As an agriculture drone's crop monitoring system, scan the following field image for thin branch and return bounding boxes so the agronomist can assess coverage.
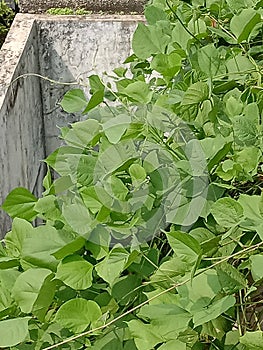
[9,73,85,88]
[166,0,203,45]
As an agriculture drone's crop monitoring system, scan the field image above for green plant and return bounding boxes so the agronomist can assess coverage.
[46,7,92,16]
[1,0,263,349]
[0,0,16,46]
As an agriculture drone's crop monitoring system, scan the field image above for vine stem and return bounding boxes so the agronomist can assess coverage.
[42,241,263,350]
[9,73,86,87]
[9,73,131,112]
[42,283,179,350]
[165,0,203,45]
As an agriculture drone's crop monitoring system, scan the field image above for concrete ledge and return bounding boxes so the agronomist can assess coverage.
[0,13,143,236]
[19,0,146,14]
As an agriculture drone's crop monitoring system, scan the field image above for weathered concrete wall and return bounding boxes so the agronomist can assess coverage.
[0,14,143,236]
[37,15,141,153]
[19,0,146,14]
[0,15,45,237]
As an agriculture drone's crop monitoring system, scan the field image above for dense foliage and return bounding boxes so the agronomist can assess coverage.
[1,0,263,348]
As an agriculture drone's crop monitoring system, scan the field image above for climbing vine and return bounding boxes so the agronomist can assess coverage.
[1,0,263,349]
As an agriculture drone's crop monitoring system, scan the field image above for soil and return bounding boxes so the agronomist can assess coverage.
[19,0,147,14]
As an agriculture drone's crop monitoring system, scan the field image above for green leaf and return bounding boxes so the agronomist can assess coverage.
[33,273,57,322]
[22,225,71,270]
[55,298,102,333]
[94,141,137,180]
[62,202,92,236]
[232,117,258,146]
[211,198,243,227]
[113,67,127,77]
[47,146,78,173]
[197,44,226,77]
[209,27,236,45]
[122,81,153,104]
[167,231,202,265]
[103,114,131,144]
[83,90,104,114]
[4,218,34,258]
[182,82,209,106]
[53,236,86,260]
[224,330,241,349]
[50,176,74,194]
[193,295,236,327]
[2,187,37,221]
[12,268,53,314]
[63,119,101,148]
[0,269,20,312]
[172,22,192,50]
[230,8,261,43]
[109,175,129,201]
[132,23,169,59]
[234,147,261,173]
[112,275,141,306]
[34,195,58,218]
[188,18,207,35]
[60,89,88,113]
[81,186,112,214]
[217,262,247,293]
[226,0,257,12]
[240,331,263,349]
[158,340,186,350]
[85,225,110,260]
[0,317,30,347]
[225,96,243,118]
[250,255,263,282]
[96,246,129,286]
[226,53,254,81]
[150,257,189,287]
[89,74,105,93]
[178,269,221,308]
[0,257,19,270]
[144,5,167,24]
[238,194,263,223]
[128,320,162,350]
[138,303,192,335]
[151,52,182,80]
[190,227,220,254]
[132,23,157,59]
[202,316,230,341]
[56,254,93,290]
[129,164,147,184]
[43,166,52,193]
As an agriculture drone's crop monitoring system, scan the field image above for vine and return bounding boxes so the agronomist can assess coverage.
[1,0,263,349]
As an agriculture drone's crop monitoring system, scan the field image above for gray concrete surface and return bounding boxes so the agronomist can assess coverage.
[0,15,45,237]
[0,13,143,236]
[19,0,146,14]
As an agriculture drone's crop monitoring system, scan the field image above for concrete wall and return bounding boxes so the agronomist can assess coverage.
[37,15,140,153]
[0,14,143,236]
[0,15,45,237]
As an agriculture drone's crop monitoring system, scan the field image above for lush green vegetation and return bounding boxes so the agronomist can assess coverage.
[1,0,263,348]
